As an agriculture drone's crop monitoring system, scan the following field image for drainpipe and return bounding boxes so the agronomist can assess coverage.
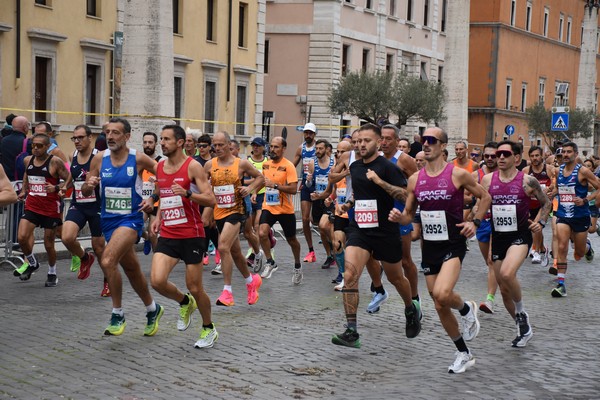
[227,0,232,103]
[16,0,21,86]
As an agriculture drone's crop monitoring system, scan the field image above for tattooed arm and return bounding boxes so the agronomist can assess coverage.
[365,168,408,202]
[524,175,551,233]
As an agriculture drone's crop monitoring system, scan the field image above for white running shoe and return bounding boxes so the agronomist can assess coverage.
[260,262,278,279]
[531,251,541,264]
[448,351,475,374]
[460,301,480,341]
[334,279,344,291]
[292,267,303,285]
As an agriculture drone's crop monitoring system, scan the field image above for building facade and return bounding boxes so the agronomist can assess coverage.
[264,0,447,158]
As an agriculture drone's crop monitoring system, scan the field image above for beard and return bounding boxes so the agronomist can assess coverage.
[144,147,155,156]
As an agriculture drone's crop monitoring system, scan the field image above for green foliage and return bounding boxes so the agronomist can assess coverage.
[328,71,446,127]
[526,102,596,148]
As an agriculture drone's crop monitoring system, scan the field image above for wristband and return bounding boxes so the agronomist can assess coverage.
[185,190,192,199]
[55,185,60,192]
[150,193,159,202]
[538,220,546,228]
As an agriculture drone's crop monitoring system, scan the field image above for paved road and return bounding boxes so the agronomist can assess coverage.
[1,227,599,399]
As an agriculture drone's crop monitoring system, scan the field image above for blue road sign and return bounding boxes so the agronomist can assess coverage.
[505,125,515,136]
[551,113,569,131]
[296,126,304,132]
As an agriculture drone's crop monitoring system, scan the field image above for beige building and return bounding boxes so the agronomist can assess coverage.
[0,0,264,153]
[264,0,447,157]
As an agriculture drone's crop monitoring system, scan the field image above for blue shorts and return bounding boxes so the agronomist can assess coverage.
[589,204,599,218]
[300,181,314,202]
[251,193,264,212]
[476,219,492,243]
[101,214,144,243]
[399,223,414,236]
[244,195,252,216]
[65,205,102,237]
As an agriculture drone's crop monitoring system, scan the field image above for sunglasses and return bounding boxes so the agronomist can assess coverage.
[495,150,514,158]
[483,154,497,159]
[31,143,46,149]
[70,136,88,142]
[197,144,210,148]
[470,153,481,157]
[420,135,444,145]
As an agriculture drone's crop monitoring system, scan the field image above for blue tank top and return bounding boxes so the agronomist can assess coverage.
[301,142,317,180]
[313,156,334,194]
[556,163,590,218]
[100,148,144,222]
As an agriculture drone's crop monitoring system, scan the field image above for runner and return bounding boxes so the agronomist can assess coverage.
[204,132,264,306]
[480,140,551,347]
[331,123,421,349]
[550,141,599,297]
[388,127,490,373]
[259,136,303,284]
[82,117,163,336]
[16,133,70,285]
[330,140,352,289]
[60,125,109,296]
[141,132,163,255]
[149,125,218,348]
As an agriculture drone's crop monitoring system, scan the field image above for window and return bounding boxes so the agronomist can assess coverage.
[521,83,527,112]
[543,8,549,37]
[204,81,217,133]
[510,0,516,27]
[389,0,396,16]
[559,14,564,41]
[173,0,181,34]
[238,3,248,48]
[595,90,598,113]
[554,82,569,106]
[35,57,51,122]
[420,62,428,81]
[342,45,350,76]
[235,85,247,136]
[264,39,270,74]
[407,0,413,21]
[35,0,50,5]
[86,0,98,17]
[441,0,447,32]
[362,48,369,72]
[438,66,444,84]
[538,78,546,104]
[505,80,512,110]
[206,0,215,41]
[423,0,429,26]
[366,0,372,9]
[567,17,572,44]
[174,76,183,125]
[85,64,100,126]
[526,2,532,31]
[386,54,394,73]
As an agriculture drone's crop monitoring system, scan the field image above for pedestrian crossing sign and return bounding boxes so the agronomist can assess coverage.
[551,113,569,132]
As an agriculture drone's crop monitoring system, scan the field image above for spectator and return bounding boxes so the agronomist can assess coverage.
[1,114,17,138]
[409,133,422,158]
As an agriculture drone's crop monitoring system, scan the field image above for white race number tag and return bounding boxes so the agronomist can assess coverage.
[492,204,517,232]
[421,210,449,241]
[74,181,95,203]
[558,186,576,206]
[355,199,378,228]
[265,187,280,206]
[160,196,187,226]
[104,187,132,215]
[214,184,235,208]
[29,176,47,197]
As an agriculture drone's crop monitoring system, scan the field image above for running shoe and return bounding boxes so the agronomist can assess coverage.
[202,253,209,266]
[512,312,533,348]
[460,301,480,341]
[247,274,262,305]
[479,300,494,314]
[585,240,594,263]
[211,263,222,275]
[13,262,29,277]
[19,263,39,281]
[366,290,388,314]
[104,313,126,336]
[252,250,264,273]
[246,252,255,268]
[540,251,549,268]
[331,326,361,348]
[178,293,198,331]
[331,272,343,284]
[77,252,95,280]
[269,228,277,248]
[215,250,221,265]
[292,267,303,285]
[548,264,558,275]
[321,255,336,269]
[303,251,316,263]
[208,241,215,254]
[194,325,219,349]
[260,261,278,279]
[144,304,164,336]
[216,290,235,306]
[143,240,152,255]
[413,298,423,321]
[334,279,344,291]
[405,304,421,338]
[100,281,111,297]
[70,255,81,272]
[551,284,567,297]
[44,274,58,287]
[531,251,541,264]
[448,351,475,374]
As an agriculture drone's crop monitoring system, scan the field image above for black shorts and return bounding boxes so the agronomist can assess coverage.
[65,206,102,237]
[345,226,402,263]
[421,239,467,276]
[334,215,349,232]
[491,231,533,261]
[251,193,264,212]
[156,237,207,265]
[529,208,540,220]
[259,210,296,238]
[21,209,62,230]
[216,213,246,233]
[556,216,591,233]
[311,199,334,223]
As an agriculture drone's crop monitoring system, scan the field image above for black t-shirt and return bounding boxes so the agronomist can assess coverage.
[349,155,407,236]
[409,141,422,158]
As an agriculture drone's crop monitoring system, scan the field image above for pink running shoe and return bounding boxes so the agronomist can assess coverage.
[246,274,262,305]
[216,290,235,307]
[215,250,221,265]
[269,228,277,248]
[303,251,316,263]
[203,253,209,266]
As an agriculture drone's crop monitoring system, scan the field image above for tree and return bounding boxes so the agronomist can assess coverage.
[328,71,446,128]
[526,102,596,149]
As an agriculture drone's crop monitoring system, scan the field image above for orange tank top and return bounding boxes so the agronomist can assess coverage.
[211,157,245,219]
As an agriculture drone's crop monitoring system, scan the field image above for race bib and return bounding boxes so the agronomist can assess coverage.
[302,157,313,175]
[29,176,47,197]
[355,199,378,228]
[265,187,280,206]
[492,204,517,232]
[421,210,449,241]
[160,196,187,226]
[214,184,235,208]
[104,187,132,215]
[315,175,328,194]
[142,181,154,200]
[558,186,576,205]
[336,187,347,204]
[74,181,95,203]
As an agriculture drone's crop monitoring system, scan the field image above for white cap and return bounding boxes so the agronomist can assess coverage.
[303,122,317,133]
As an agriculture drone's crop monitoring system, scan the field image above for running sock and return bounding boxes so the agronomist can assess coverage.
[309,247,314,253]
[244,275,253,285]
[557,273,566,286]
[224,285,232,293]
[81,252,89,262]
[373,285,385,295]
[294,263,301,269]
[486,293,495,302]
[334,252,345,273]
[266,258,275,265]
[370,282,376,292]
[180,294,190,306]
[412,294,420,303]
[514,300,524,313]
[26,254,37,266]
[146,301,157,313]
[112,308,124,317]
[452,335,469,353]
[203,323,214,329]
[48,265,56,275]
[459,302,471,316]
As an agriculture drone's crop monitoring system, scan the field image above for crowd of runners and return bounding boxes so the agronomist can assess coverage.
[6,116,600,373]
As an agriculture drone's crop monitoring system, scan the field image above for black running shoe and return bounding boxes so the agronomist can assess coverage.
[19,263,40,281]
[321,256,335,269]
[405,304,422,338]
[45,274,58,287]
[332,327,361,348]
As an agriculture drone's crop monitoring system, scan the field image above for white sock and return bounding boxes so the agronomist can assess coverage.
[48,265,57,275]
[224,285,232,293]
[514,300,524,314]
[112,308,124,317]
[245,275,253,284]
[146,301,156,313]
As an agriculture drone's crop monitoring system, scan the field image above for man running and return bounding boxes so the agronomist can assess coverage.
[149,125,218,348]
[82,117,162,336]
[16,133,70,285]
[480,140,551,347]
[331,123,421,349]
[204,132,264,306]
[141,131,163,255]
[389,127,490,373]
